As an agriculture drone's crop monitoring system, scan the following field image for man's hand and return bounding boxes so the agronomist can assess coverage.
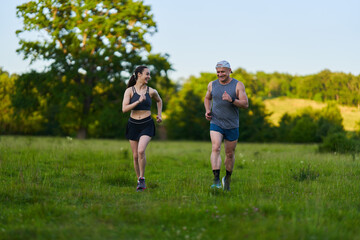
[205,111,212,121]
[222,91,232,102]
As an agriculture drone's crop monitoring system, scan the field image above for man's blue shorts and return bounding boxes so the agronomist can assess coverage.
[210,123,239,141]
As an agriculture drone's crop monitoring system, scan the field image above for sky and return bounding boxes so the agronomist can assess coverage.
[1,0,360,81]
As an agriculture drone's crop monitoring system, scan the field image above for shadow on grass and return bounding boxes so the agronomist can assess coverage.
[103,172,160,189]
[208,188,228,196]
[147,181,159,189]
[103,173,133,187]
[0,186,51,205]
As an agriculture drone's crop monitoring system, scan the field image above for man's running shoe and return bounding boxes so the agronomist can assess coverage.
[211,179,222,189]
[222,176,231,191]
[137,177,146,191]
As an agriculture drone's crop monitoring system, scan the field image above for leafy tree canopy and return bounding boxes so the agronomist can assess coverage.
[15,0,173,138]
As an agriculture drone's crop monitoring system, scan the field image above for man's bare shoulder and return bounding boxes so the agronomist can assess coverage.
[235,80,245,89]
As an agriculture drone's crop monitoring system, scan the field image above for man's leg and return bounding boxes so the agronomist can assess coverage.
[224,139,237,172]
[222,139,237,191]
[210,131,223,188]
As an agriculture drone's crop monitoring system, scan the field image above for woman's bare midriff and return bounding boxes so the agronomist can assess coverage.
[130,110,151,119]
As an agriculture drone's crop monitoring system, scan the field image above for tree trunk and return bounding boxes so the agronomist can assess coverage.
[157,125,167,140]
[76,75,93,139]
[77,127,87,139]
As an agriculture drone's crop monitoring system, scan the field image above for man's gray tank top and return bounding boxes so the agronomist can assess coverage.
[210,78,239,129]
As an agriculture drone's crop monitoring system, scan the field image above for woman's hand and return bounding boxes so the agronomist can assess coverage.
[138,93,146,103]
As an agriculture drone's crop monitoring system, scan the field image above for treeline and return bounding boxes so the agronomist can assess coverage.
[0,66,174,138]
[164,70,360,154]
[165,72,359,141]
[1,66,360,145]
[234,68,360,107]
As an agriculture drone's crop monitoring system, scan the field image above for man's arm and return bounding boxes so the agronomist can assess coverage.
[204,82,213,121]
[233,82,249,109]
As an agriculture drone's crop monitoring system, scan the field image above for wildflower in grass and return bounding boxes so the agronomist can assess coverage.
[66,136,73,141]
[292,164,319,181]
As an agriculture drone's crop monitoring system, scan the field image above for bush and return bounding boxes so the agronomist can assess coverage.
[319,132,360,154]
[288,115,318,143]
[276,103,345,143]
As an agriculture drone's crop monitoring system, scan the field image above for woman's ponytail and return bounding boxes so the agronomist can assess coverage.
[127,65,148,88]
[127,74,137,88]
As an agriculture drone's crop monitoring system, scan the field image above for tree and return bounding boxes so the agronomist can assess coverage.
[165,73,213,140]
[288,115,318,143]
[16,0,172,138]
[238,97,275,142]
[0,69,17,134]
[0,68,46,134]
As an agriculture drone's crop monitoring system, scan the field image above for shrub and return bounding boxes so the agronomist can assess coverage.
[288,115,318,143]
[319,132,360,154]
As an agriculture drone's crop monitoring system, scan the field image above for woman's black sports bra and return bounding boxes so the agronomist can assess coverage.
[129,86,152,111]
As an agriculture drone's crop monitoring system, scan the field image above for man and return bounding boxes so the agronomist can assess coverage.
[204,60,249,191]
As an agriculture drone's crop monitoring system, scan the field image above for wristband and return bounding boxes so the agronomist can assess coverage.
[231,97,235,103]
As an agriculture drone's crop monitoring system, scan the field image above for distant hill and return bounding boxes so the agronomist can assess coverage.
[263,97,360,131]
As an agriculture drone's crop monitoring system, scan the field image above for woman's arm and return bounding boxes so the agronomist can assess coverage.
[150,88,162,123]
[122,88,145,113]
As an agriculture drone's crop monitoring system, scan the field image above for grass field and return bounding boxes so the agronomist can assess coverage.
[1,136,360,240]
[264,97,360,131]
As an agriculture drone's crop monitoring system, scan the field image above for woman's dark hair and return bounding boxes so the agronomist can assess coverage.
[127,65,148,88]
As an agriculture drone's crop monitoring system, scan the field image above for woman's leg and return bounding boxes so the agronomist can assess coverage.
[137,135,152,178]
[129,140,140,178]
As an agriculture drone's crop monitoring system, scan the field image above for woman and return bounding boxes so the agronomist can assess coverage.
[122,65,162,191]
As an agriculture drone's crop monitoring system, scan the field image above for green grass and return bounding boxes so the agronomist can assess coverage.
[1,136,360,239]
[264,97,360,131]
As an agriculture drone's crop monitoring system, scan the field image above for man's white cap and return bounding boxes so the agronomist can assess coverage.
[215,60,232,73]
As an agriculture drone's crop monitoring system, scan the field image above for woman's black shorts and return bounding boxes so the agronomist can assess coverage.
[126,116,156,141]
